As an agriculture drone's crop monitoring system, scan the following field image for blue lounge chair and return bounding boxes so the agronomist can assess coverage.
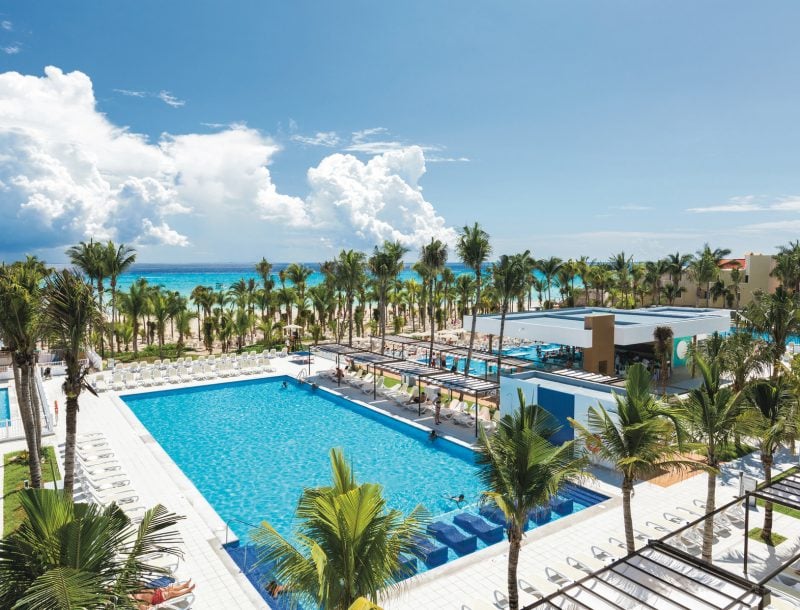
[398,554,418,576]
[412,535,449,567]
[550,495,574,516]
[479,503,508,525]
[528,506,551,526]
[454,512,504,544]
[427,521,478,555]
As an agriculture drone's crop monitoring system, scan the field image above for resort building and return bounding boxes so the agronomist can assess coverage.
[671,252,778,309]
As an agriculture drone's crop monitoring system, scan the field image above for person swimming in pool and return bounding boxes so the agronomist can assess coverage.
[281,381,288,389]
[443,493,465,507]
[428,429,438,441]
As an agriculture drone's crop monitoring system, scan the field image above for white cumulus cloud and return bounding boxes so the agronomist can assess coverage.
[0,66,455,259]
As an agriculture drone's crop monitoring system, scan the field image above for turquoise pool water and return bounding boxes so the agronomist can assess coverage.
[0,388,9,421]
[123,377,606,603]
[123,377,485,540]
[419,342,566,376]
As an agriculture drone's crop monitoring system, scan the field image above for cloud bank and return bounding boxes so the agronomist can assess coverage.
[0,66,455,258]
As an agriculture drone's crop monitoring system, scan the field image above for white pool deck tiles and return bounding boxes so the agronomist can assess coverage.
[2,354,798,609]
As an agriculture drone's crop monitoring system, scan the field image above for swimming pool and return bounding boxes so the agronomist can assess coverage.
[419,342,567,376]
[122,377,606,602]
[0,388,9,421]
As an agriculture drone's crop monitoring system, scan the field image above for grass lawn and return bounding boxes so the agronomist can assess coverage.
[748,527,787,547]
[3,446,61,535]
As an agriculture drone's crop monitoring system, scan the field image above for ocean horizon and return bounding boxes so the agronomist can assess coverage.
[113,262,477,296]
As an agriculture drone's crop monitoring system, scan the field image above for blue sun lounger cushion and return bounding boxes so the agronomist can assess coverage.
[528,506,551,526]
[550,495,574,516]
[479,503,508,525]
[412,535,449,567]
[427,521,478,555]
[399,554,418,575]
[453,512,504,544]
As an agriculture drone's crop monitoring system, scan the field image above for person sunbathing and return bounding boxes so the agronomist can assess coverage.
[132,579,195,609]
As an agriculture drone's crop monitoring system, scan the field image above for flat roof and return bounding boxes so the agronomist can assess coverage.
[465,307,731,347]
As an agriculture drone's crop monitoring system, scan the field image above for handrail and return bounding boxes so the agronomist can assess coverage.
[33,365,54,434]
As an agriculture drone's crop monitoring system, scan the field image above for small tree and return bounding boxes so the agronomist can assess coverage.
[653,326,673,395]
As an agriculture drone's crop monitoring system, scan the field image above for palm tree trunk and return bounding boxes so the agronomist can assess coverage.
[429,280,436,365]
[464,274,481,377]
[507,527,522,610]
[15,361,43,488]
[62,394,79,495]
[761,453,774,543]
[496,303,507,382]
[701,467,716,563]
[622,476,635,554]
[347,296,354,347]
[380,290,386,354]
[28,367,42,457]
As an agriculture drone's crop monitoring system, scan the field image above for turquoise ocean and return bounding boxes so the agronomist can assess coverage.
[116,262,479,296]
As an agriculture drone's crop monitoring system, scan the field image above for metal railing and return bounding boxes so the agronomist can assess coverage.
[33,365,54,434]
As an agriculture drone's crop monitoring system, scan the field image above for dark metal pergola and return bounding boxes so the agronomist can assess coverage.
[525,541,767,610]
[313,342,500,437]
[528,471,800,610]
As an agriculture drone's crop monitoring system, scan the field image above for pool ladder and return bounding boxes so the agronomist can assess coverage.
[296,369,307,383]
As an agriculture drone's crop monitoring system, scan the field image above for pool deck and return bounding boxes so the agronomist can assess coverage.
[6,354,799,610]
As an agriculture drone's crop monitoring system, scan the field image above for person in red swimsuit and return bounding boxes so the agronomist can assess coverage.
[132,579,195,608]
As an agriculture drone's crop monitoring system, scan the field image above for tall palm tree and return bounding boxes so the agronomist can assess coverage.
[476,390,587,610]
[679,354,742,562]
[608,251,632,308]
[746,377,795,544]
[286,263,314,308]
[119,279,149,357]
[67,240,107,356]
[0,488,183,608]
[456,223,492,378]
[492,253,529,378]
[691,244,731,307]
[536,257,562,308]
[570,364,691,553]
[102,242,136,361]
[0,260,48,488]
[42,269,99,495]
[666,251,693,287]
[335,250,366,346]
[645,259,671,305]
[744,287,800,376]
[148,289,171,359]
[251,449,425,610]
[771,240,800,293]
[368,241,408,353]
[420,239,448,363]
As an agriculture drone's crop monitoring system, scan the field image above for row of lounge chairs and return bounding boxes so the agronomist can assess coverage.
[62,432,194,610]
[321,368,498,432]
[92,354,277,392]
[109,349,288,372]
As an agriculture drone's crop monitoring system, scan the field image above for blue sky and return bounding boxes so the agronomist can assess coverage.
[1,1,799,263]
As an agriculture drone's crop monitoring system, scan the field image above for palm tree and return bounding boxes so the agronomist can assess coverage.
[420,239,448,363]
[368,241,408,353]
[456,223,492,378]
[119,279,150,357]
[42,269,99,496]
[102,242,136,361]
[251,449,425,610]
[660,283,686,306]
[719,332,771,392]
[536,257,562,307]
[149,289,171,359]
[0,488,183,608]
[609,251,632,308]
[492,253,529,379]
[0,260,48,488]
[666,251,693,287]
[67,240,107,356]
[653,326,673,394]
[335,250,367,346]
[570,363,691,553]
[476,391,586,610]
[771,241,800,293]
[691,244,731,307]
[645,259,671,305]
[744,287,800,376]
[679,354,742,562]
[746,377,795,544]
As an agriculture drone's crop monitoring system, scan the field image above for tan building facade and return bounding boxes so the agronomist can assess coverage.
[671,253,778,309]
